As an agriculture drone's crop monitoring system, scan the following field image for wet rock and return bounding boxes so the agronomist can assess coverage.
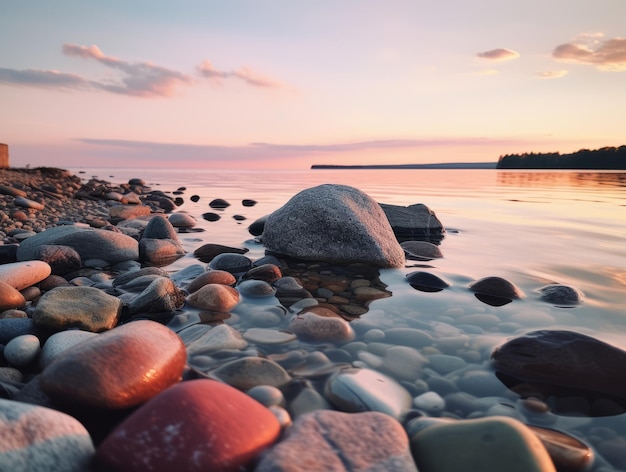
[186,284,240,311]
[248,214,267,236]
[187,270,236,292]
[469,276,523,306]
[209,357,292,390]
[243,328,297,345]
[108,204,152,220]
[528,425,594,472]
[33,286,122,333]
[325,367,413,420]
[94,379,280,472]
[492,330,626,406]
[208,252,252,274]
[209,198,230,209]
[263,184,405,268]
[401,240,443,261]
[410,416,556,472]
[0,398,95,471]
[141,215,179,241]
[538,284,583,307]
[40,320,186,409]
[237,279,276,298]
[242,263,282,284]
[193,243,249,263]
[257,410,417,472]
[289,307,355,343]
[185,324,248,356]
[128,277,186,315]
[139,238,186,266]
[112,266,168,287]
[380,202,445,242]
[406,271,450,292]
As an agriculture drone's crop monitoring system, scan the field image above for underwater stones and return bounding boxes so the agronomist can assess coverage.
[186,284,240,312]
[242,263,282,284]
[325,367,413,420]
[94,379,280,472]
[401,240,443,261]
[538,284,583,307]
[491,330,626,404]
[262,184,405,268]
[187,270,236,292]
[209,357,291,390]
[406,271,450,292]
[289,307,355,343]
[127,277,186,315]
[256,410,417,472]
[193,243,249,263]
[469,276,523,306]
[410,416,556,472]
[40,320,186,410]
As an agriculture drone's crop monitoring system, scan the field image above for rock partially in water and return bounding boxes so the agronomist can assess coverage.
[406,271,450,292]
[209,198,230,209]
[380,202,445,242]
[262,184,405,268]
[492,330,626,410]
[289,307,355,343]
[469,276,523,306]
[186,284,240,312]
[401,240,443,261]
[528,425,594,472]
[193,243,248,263]
[538,284,583,307]
[209,356,291,390]
[256,410,417,472]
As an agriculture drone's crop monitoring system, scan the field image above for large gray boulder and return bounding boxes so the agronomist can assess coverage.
[16,226,139,264]
[262,184,405,268]
[380,203,445,242]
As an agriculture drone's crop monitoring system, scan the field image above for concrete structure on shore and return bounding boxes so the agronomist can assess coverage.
[0,144,8,168]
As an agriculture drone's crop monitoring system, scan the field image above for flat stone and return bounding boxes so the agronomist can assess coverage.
[380,202,445,241]
[209,356,291,390]
[257,410,417,472]
[0,260,52,290]
[406,271,450,292]
[94,379,280,472]
[401,240,443,260]
[141,215,179,241]
[17,226,139,264]
[208,253,252,274]
[263,184,406,268]
[168,212,197,228]
[34,245,82,275]
[325,367,413,420]
[0,398,94,471]
[40,320,187,409]
[139,238,186,267]
[112,266,168,287]
[469,276,523,306]
[33,286,122,333]
[186,284,240,311]
[243,328,297,345]
[237,279,276,298]
[411,416,556,472]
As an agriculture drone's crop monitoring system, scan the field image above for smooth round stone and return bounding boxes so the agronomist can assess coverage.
[0,308,27,319]
[256,410,416,472]
[243,328,297,345]
[35,244,82,275]
[428,354,467,375]
[94,379,280,472]
[185,324,248,355]
[208,253,252,274]
[237,279,276,298]
[40,330,98,368]
[269,405,292,428]
[186,284,240,311]
[325,367,413,420]
[209,198,230,209]
[538,284,583,307]
[413,391,445,414]
[4,334,41,367]
[139,238,185,267]
[469,276,523,306]
[40,320,187,409]
[289,308,355,343]
[406,271,450,292]
[363,328,385,342]
[32,286,122,333]
[247,385,285,407]
[242,264,282,284]
[201,212,221,222]
[0,280,25,311]
[456,313,500,328]
[168,212,197,228]
[193,244,249,263]
[116,274,162,292]
[411,416,557,472]
[0,398,95,471]
[383,345,428,381]
[127,277,186,315]
[242,199,257,207]
[187,270,236,293]
[456,370,507,397]
[401,240,443,260]
[0,260,52,290]
[384,328,434,348]
[210,357,292,390]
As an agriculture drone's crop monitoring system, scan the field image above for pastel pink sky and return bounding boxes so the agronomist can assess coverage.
[1,1,625,169]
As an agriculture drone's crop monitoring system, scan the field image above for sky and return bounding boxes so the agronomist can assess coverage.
[1,1,625,169]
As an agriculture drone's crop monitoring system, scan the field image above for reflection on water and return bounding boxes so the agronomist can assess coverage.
[497,170,626,190]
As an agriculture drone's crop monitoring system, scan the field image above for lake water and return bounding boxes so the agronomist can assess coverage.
[73,167,626,466]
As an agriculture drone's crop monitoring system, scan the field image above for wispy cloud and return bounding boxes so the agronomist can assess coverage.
[537,70,568,79]
[476,48,520,61]
[197,60,282,88]
[552,35,626,71]
[0,43,284,97]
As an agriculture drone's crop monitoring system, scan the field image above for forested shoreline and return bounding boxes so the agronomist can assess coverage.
[497,145,626,169]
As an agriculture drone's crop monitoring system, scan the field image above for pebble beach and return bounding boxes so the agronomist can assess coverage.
[0,166,624,471]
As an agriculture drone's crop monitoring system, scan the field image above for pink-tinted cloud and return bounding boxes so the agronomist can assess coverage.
[476,48,520,61]
[552,36,626,71]
[0,68,91,89]
[197,60,282,88]
[537,70,568,79]
[62,43,192,97]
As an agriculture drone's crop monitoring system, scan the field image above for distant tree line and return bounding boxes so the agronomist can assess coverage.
[496,145,626,169]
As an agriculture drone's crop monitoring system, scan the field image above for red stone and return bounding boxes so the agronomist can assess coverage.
[94,379,281,472]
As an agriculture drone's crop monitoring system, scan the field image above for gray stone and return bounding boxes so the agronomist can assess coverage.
[17,225,139,264]
[380,202,445,241]
[401,240,443,260]
[35,245,82,275]
[0,317,37,344]
[185,324,248,356]
[32,286,122,333]
[263,184,405,268]
[0,398,95,471]
[168,212,197,228]
[4,334,41,367]
[14,196,44,210]
[40,330,98,368]
[208,252,252,274]
[256,410,417,472]
[128,277,186,315]
[141,215,179,241]
[209,356,291,390]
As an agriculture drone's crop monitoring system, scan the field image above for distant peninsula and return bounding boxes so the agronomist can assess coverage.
[497,145,626,169]
[311,162,496,170]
